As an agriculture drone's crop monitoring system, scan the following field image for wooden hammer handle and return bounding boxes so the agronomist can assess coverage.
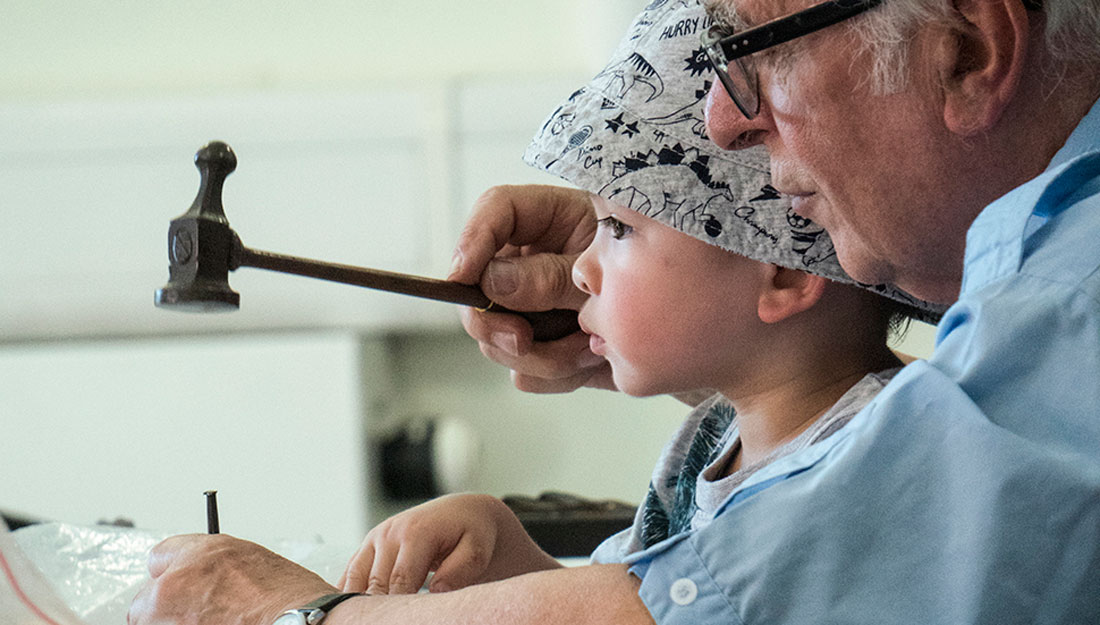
[238,247,580,341]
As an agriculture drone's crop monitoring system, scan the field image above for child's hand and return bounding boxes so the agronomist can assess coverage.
[337,493,560,595]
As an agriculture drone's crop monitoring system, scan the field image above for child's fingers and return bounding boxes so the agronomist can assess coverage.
[386,538,440,594]
[366,541,400,595]
[340,542,376,593]
[429,530,494,592]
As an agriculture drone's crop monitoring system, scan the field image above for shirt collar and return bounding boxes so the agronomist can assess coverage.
[959,97,1100,296]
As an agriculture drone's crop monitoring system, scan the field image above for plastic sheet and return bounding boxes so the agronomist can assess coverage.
[10,523,165,625]
[4,522,353,625]
[0,521,86,625]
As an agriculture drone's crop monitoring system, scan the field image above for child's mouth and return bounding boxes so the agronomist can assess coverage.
[589,333,606,355]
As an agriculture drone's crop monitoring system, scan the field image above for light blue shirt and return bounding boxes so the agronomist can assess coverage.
[625,99,1100,624]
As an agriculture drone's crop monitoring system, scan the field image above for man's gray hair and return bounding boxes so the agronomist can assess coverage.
[855,0,1100,94]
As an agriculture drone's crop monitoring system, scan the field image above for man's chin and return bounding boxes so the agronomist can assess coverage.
[834,246,894,288]
[893,275,963,306]
[839,248,962,306]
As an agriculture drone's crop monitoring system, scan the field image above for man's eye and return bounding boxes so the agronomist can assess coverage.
[597,216,632,239]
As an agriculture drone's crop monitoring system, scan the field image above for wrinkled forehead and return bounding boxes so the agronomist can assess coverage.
[702,0,806,29]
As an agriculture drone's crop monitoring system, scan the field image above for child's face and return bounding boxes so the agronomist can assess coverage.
[573,194,770,397]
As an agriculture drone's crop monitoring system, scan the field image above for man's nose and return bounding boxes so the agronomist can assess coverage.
[705,81,770,151]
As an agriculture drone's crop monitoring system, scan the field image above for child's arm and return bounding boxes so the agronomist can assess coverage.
[338,493,562,595]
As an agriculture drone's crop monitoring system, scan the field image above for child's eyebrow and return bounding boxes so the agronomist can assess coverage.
[588,193,611,217]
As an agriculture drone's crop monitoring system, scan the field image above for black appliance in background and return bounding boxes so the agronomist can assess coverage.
[377,424,637,558]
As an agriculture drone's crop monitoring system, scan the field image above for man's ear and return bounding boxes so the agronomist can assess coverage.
[939,0,1030,136]
[757,267,827,324]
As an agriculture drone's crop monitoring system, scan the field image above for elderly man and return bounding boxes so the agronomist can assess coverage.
[129,1,1099,624]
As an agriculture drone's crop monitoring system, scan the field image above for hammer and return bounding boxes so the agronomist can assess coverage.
[154,141,579,342]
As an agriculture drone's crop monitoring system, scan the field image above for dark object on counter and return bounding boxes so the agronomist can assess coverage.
[96,517,135,528]
[503,491,637,558]
[1,511,136,530]
[154,141,579,342]
[1,509,43,531]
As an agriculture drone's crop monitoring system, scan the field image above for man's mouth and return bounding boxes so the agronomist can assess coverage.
[788,192,817,217]
[773,183,817,217]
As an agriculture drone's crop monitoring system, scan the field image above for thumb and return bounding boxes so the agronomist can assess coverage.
[481,253,587,312]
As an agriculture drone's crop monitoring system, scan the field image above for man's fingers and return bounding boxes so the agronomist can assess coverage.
[449,185,596,286]
[479,253,588,313]
[511,362,615,394]
[127,580,152,625]
[457,252,587,356]
[460,305,537,357]
[147,534,204,578]
[475,330,603,381]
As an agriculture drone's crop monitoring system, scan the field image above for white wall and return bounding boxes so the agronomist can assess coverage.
[0,1,639,99]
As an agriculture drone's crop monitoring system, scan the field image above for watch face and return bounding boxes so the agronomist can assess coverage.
[273,612,308,625]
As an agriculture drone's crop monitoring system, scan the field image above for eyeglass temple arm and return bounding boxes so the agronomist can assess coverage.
[719,0,884,61]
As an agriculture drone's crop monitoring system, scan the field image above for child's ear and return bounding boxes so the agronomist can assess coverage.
[757,267,827,324]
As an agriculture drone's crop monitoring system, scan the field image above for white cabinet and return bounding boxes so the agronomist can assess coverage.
[0,331,373,548]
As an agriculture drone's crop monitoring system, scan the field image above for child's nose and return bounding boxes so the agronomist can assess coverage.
[572,248,599,296]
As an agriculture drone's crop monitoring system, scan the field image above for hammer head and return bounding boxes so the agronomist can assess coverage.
[155,141,242,312]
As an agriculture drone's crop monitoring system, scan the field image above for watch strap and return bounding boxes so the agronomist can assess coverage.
[300,592,363,625]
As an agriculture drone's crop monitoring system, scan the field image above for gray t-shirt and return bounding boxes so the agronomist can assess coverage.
[591,368,901,564]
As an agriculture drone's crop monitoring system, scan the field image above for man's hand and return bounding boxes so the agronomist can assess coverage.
[128,534,336,625]
[449,184,614,393]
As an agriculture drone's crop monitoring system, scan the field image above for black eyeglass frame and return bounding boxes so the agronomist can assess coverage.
[702,0,1043,119]
[701,0,884,119]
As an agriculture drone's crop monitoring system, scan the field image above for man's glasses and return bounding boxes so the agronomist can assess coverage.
[701,0,884,119]
[702,0,1044,120]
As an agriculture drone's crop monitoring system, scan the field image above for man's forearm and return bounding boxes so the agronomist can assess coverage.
[329,564,655,625]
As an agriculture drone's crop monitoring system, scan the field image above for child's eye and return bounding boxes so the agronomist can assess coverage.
[597,215,632,239]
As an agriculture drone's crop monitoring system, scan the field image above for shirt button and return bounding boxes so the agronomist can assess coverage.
[669,578,698,606]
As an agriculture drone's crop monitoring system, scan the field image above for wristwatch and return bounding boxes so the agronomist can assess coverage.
[272,592,363,625]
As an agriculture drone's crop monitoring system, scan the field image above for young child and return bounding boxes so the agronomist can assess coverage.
[338,0,942,595]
